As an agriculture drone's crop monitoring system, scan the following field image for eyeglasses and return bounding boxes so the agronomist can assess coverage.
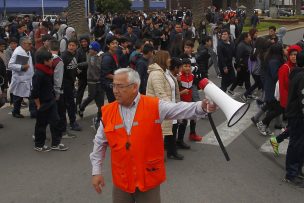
[110,83,134,89]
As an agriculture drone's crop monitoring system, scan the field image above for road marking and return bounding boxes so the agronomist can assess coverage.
[199,98,259,146]
[260,139,289,155]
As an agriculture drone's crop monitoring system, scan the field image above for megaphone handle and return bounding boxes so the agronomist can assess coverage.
[207,113,231,161]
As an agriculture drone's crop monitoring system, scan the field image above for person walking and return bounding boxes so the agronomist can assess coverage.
[8,36,34,118]
[78,42,105,130]
[146,50,183,160]
[217,29,235,92]
[90,68,216,202]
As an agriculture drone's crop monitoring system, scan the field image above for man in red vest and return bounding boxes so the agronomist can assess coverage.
[90,68,216,202]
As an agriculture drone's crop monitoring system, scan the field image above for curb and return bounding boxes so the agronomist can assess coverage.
[259,25,304,37]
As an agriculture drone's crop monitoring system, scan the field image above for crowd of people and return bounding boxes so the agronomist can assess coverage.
[0,8,304,193]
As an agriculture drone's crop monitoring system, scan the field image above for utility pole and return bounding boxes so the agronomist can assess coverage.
[4,0,7,19]
[42,0,45,18]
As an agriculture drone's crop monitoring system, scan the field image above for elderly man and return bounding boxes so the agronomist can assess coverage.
[8,37,34,118]
[90,68,216,203]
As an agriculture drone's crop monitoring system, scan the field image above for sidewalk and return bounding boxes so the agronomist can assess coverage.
[258,21,304,36]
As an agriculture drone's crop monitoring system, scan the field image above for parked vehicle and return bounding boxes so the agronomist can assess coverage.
[278,9,292,17]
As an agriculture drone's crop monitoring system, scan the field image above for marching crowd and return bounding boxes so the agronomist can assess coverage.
[0,8,304,189]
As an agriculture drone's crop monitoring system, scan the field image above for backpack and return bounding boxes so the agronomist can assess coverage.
[274,64,290,101]
[130,52,142,70]
[59,37,68,55]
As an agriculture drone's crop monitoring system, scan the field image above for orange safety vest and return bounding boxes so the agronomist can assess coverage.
[101,95,166,193]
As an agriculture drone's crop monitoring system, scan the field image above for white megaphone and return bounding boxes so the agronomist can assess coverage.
[199,78,250,127]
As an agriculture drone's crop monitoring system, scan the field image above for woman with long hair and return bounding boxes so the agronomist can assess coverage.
[256,43,284,136]
[146,51,184,160]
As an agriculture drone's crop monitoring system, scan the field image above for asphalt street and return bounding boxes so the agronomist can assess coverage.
[1,28,304,203]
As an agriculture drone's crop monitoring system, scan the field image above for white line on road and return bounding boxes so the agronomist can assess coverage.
[199,99,260,146]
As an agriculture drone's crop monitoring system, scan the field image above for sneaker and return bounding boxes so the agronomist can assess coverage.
[70,121,82,131]
[62,131,77,139]
[251,117,258,125]
[12,113,24,118]
[240,95,247,102]
[227,90,234,96]
[247,94,258,100]
[0,123,3,128]
[256,121,269,136]
[298,172,304,180]
[256,99,264,106]
[78,109,84,118]
[189,133,203,142]
[34,145,52,152]
[21,100,28,107]
[283,177,304,188]
[51,143,69,151]
[270,136,279,156]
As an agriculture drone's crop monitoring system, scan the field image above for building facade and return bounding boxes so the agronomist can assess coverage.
[0,0,68,14]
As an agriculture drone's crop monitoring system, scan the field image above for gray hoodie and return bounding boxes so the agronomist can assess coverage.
[53,24,68,41]
[60,27,75,54]
[87,51,103,83]
[277,27,287,44]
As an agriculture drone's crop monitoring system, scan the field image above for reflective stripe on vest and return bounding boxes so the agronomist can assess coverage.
[101,95,166,193]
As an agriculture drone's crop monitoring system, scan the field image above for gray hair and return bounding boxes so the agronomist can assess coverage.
[114,68,141,88]
[20,36,31,45]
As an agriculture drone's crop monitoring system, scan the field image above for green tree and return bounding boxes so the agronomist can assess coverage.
[67,0,89,35]
[95,0,131,13]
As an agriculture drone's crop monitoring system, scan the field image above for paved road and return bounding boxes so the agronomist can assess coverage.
[283,28,304,45]
[1,29,304,203]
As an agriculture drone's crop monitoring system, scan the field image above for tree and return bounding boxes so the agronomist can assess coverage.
[67,0,89,35]
[143,0,150,11]
[238,0,255,18]
[191,0,213,25]
[95,0,131,13]
[296,0,301,15]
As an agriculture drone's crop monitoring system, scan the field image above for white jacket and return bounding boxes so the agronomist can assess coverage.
[8,46,34,97]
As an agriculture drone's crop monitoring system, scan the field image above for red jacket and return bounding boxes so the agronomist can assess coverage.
[278,61,295,108]
[180,72,194,102]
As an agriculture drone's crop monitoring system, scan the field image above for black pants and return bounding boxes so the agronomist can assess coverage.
[230,69,251,92]
[12,95,23,115]
[220,69,235,92]
[277,127,289,143]
[56,94,67,133]
[34,103,62,147]
[262,100,282,127]
[63,81,77,123]
[80,83,105,120]
[285,118,304,179]
[103,84,115,103]
[177,119,196,141]
[12,95,36,115]
[164,124,178,155]
[244,74,263,97]
[76,76,87,107]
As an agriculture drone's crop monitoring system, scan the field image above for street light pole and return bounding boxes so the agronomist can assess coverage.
[42,0,45,18]
[4,0,7,19]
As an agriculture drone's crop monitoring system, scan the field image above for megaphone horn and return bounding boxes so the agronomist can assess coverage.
[199,78,250,127]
